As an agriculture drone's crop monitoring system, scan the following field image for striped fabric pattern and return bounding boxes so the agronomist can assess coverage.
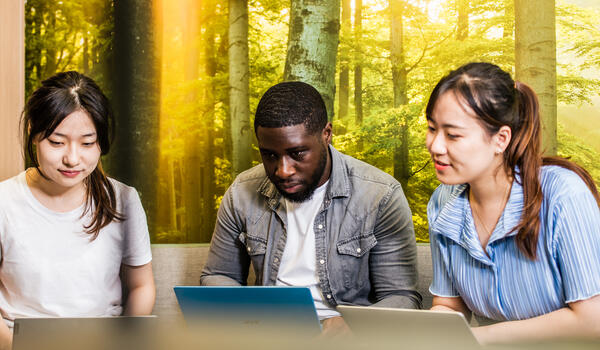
[428,166,600,321]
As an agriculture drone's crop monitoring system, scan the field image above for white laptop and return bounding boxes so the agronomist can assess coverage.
[338,305,481,349]
[12,316,158,350]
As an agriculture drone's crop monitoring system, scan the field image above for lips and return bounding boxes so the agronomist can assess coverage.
[278,182,303,193]
[433,160,451,171]
[59,170,82,178]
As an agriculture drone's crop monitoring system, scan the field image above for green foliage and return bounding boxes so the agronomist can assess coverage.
[25,0,113,97]
[25,0,600,243]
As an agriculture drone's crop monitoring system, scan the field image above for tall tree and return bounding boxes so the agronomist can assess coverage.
[515,0,557,155]
[457,0,469,40]
[229,0,252,178]
[201,0,218,243]
[111,0,161,239]
[390,0,410,191]
[284,0,341,120]
[182,0,203,242]
[338,0,351,121]
[354,0,363,126]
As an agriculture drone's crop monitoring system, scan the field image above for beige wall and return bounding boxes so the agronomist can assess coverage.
[0,0,25,181]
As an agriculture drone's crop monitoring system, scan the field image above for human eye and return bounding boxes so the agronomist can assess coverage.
[47,139,63,146]
[290,150,306,161]
[260,151,277,160]
[447,133,461,140]
[82,140,97,147]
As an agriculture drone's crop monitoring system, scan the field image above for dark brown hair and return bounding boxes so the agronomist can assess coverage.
[22,71,124,238]
[426,62,600,259]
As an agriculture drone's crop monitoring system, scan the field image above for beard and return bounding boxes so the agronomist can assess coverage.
[276,145,328,203]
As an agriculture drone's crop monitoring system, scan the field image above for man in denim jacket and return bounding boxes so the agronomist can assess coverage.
[201,82,421,334]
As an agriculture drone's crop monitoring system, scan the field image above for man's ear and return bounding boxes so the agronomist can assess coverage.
[322,122,332,145]
[494,125,512,153]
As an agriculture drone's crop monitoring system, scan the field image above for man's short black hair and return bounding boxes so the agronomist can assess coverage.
[254,81,328,135]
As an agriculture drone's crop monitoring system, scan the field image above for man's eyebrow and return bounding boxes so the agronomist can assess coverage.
[285,146,308,152]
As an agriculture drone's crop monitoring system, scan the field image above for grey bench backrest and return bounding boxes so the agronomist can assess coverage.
[151,243,433,321]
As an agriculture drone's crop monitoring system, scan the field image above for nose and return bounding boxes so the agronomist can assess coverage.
[275,156,295,179]
[427,131,447,156]
[63,144,81,167]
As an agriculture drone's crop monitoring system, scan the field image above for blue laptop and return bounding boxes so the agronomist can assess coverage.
[174,286,320,334]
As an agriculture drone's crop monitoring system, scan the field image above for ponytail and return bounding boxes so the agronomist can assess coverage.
[509,82,599,259]
[507,82,544,259]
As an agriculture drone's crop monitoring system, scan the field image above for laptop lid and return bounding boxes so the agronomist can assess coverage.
[12,316,158,350]
[173,286,320,334]
[337,305,480,349]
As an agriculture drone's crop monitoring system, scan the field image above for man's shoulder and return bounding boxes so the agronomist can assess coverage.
[233,163,267,186]
[338,151,399,187]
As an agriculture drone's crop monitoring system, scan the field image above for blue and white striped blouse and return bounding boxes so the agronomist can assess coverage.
[428,165,600,321]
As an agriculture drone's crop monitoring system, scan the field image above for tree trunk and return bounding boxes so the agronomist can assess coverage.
[391,0,410,192]
[82,35,89,74]
[502,0,514,38]
[284,0,341,121]
[182,0,203,242]
[354,0,363,127]
[111,0,161,240]
[338,0,351,121]
[515,0,557,155]
[202,0,217,243]
[229,0,252,178]
[457,0,469,41]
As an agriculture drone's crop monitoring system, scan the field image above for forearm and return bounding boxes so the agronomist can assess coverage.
[0,321,11,350]
[474,306,600,345]
[124,284,155,315]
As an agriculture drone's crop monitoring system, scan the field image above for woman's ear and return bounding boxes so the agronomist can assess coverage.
[494,125,512,153]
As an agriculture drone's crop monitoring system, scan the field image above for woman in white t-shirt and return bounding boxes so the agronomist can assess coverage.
[0,71,155,349]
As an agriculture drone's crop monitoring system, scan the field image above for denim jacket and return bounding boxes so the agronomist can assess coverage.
[200,146,422,309]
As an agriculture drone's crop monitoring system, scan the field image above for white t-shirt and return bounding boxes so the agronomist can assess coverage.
[0,171,152,327]
[276,181,340,320]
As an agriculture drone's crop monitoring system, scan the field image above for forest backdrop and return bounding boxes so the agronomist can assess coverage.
[24,0,600,243]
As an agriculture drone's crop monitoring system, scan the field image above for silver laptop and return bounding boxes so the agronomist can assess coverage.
[12,316,158,350]
[338,305,480,349]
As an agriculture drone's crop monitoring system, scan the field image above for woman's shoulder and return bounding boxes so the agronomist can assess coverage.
[0,171,27,201]
[106,177,142,207]
[540,165,592,200]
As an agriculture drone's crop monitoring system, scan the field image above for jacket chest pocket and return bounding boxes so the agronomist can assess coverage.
[238,232,267,284]
[336,233,377,289]
[239,232,267,256]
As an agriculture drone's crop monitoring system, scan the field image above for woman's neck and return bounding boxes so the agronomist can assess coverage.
[468,167,513,207]
[26,168,87,212]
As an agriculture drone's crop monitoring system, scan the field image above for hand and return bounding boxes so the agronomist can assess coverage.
[320,316,352,337]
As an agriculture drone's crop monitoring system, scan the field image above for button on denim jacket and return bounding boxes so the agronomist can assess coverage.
[201,146,422,309]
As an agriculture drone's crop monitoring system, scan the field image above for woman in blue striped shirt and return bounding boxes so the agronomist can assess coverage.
[426,62,600,344]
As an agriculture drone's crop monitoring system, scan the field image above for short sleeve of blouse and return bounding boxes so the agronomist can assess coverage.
[553,182,600,303]
[121,186,152,266]
[428,186,460,298]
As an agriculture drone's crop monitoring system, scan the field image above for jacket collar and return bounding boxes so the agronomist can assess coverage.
[256,144,350,206]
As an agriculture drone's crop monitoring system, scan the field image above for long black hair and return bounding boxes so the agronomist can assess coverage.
[22,71,124,238]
